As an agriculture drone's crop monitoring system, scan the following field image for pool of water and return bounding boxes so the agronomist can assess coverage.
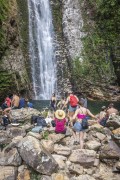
[31,100,120,114]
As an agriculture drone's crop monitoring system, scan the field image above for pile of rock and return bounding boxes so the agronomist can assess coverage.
[0,109,120,180]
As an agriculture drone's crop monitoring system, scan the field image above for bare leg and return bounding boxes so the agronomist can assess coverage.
[72,130,77,142]
[69,111,74,126]
[4,107,11,113]
[79,131,84,149]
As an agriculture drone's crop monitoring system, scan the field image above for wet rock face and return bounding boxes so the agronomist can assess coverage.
[18,136,58,175]
[0,0,29,101]
[62,0,84,60]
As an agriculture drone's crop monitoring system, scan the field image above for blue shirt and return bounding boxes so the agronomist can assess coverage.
[27,102,33,108]
[19,98,25,108]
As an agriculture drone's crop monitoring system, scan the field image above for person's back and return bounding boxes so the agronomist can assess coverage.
[107,103,118,116]
[12,94,20,107]
[107,107,118,115]
[19,98,25,108]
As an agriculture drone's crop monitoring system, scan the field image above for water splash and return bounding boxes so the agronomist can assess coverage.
[28,0,57,100]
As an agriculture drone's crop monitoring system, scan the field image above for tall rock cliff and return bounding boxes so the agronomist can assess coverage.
[0,0,30,101]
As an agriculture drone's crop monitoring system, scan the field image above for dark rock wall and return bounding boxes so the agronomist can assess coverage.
[0,0,30,101]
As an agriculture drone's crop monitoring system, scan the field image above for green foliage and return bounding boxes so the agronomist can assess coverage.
[30,169,41,180]
[75,0,120,85]
[0,0,9,57]
[42,131,49,140]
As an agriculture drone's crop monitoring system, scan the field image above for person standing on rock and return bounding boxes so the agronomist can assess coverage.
[62,91,79,125]
[72,101,96,148]
[57,96,66,110]
[50,93,57,111]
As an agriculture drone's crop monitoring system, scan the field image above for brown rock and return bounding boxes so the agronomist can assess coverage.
[69,149,96,167]
[0,166,17,180]
[100,140,120,159]
[48,133,65,143]
[17,169,30,180]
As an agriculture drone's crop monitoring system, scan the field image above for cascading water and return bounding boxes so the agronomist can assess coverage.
[28,0,57,100]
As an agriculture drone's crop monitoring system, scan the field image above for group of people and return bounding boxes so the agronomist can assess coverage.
[0,92,33,125]
[48,91,119,148]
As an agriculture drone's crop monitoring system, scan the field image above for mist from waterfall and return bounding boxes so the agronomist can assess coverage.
[28,0,57,100]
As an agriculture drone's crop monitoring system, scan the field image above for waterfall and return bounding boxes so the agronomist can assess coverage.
[28,0,57,100]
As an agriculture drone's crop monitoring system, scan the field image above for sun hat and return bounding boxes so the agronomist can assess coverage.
[55,110,66,120]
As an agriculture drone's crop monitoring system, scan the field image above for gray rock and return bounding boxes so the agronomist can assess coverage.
[100,140,120,160]
[41,176,52,180]
[54,144,71,156]
[85,140,101,151]
[18,136,58,175]
[106,115,120,129]
[6,127,26,138]
[0,148,22,166]
[0,131,12,145]
[48,133,65,143]
[69,149,96,167]
[0,166,17,180]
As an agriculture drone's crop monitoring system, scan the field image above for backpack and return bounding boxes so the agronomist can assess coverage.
[70,95,78,107]
[37,116,47,127]
[81,118,88,129]
[31,115,39,124]
[2,116,10,126]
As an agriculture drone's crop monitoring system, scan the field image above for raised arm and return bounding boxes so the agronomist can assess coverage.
[62,96,69,109]
[86,109,96,118]
[72,109,79,120]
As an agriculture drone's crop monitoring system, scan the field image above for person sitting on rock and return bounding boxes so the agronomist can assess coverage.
[107,103,119,116]
[54,109,67,134]
[4,92,20,113]
[72,101,96,148]
[1,95,11,111]
[98,106,108,127]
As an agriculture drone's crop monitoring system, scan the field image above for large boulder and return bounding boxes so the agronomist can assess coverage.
[68,163,84,175]
[18,136,58,175]
[93,163,120,180]
[52,154,67,170]
[106,115,120,129]
[0,131,12,145]
[6,127,26,138]
[100,140,120,159]
[41,140,54,153]
[69,149,96,167]
[10,108,41,122]
[85,140,101,151]
[0,148,22,166]
[54,144,71,156]
[0,166,17,180]
[48,133,65,143]
[27,132,42,140]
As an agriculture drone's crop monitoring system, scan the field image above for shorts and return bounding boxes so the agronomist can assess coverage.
[12,106,18,110]
[69,105,77,112]
[55,128,66,134]
[73,121,84,132]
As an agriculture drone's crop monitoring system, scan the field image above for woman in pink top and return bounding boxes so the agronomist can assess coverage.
[72,101,96,148]
[54,110,67,134]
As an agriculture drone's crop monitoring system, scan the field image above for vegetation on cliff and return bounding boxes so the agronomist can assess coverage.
[0,0,8,57]
[72,0,120,90]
